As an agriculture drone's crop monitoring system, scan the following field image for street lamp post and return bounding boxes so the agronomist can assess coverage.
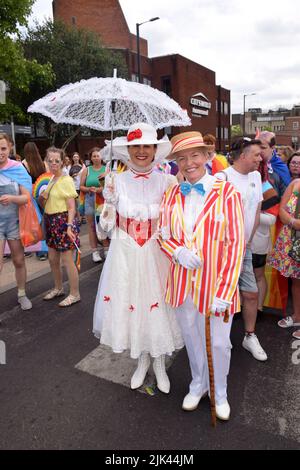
[243,93,256,135]
[136,17,159,84]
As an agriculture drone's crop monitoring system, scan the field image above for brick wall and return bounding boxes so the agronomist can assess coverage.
[52,0,148,55]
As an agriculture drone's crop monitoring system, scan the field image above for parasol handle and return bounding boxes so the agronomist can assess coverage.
[205,311,217,427]
[109,100,116,167]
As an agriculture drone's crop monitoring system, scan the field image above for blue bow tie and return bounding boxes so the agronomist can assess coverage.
[180,182,205,196]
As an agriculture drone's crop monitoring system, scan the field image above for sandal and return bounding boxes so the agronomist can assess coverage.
[278,316,300,328]
[292,330,300,339]
[43,288,64,301]
[58,294,81,308]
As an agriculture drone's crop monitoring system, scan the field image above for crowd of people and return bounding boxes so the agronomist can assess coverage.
[1,126,300,422]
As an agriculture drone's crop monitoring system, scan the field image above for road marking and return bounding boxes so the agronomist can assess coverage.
[75,344,178,395]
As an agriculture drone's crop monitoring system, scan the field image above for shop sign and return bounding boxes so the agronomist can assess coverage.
[190,92,211,117]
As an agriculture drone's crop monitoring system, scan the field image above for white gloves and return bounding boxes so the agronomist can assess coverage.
[99,202,116,233]
[210,297,231,314]
[103,173,118,205]
[175,247,202,270]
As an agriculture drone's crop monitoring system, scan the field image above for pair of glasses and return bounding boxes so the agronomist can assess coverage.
[48,159,61,164]
[290,161,300,166]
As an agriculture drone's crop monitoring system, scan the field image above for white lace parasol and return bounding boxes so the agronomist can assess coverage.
[28,77,191,130]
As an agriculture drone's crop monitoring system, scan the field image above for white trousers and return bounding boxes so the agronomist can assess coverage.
[175,295,233,405]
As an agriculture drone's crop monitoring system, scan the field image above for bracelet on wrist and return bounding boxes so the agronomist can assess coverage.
[289,217,296,228]
[66,223,73,228]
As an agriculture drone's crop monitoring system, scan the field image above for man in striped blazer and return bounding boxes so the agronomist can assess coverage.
[159,131,245,421]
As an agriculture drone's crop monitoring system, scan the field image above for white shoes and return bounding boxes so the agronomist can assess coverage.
[182,392,230,420]
[216,400,230,421]
[153,355,170,394]
[131,353,150,389]
[43,288,64,300]
[242,333,268,361]
[92,251,102,263]
[18,295,32,311]
[182,392,206,411]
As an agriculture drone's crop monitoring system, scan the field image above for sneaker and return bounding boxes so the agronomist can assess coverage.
[38,255,48,261]
[18,296,32,311]
[92,251,102,263]
[242,333,268,361]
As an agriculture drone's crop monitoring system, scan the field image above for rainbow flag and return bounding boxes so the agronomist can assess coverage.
[264,220,288,312]
[78,191,104,216]
[212,154,229,175]
[32,173,53,200]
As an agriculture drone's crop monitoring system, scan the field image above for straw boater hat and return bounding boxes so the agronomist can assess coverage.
[108,122,172,164]
[168,131,213,159]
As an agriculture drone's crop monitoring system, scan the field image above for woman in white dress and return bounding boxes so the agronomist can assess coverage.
[93,123,183,393]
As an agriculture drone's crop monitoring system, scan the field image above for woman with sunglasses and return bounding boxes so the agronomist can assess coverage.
[287,153,300,180]
[268,177,300,340]
[39,147,80,307]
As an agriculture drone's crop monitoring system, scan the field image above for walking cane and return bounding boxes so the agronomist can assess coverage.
[205,308,229,427]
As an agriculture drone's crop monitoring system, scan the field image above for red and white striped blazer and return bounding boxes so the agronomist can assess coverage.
[158,180,245,315]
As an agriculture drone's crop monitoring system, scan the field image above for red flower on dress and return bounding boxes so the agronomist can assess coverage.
[129,305,135,312]
[127,129,142,142]
[150,302,159,312]
[104,296,111,302]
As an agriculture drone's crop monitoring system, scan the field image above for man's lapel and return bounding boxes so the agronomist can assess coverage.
[174,189,187,239]
[192,183,221,241]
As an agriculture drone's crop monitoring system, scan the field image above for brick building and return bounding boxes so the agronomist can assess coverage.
[233,105,300,149]
[52,0,230,151]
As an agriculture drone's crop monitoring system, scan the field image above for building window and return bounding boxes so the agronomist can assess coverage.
[224,102,228,115]
[224,127,229,139]
[216,127,219,138]
[161,76,172,96]
[216,100,219,112]
[293,121,299,129]
[143,77,151,86]
[72,16,76,25]
[131,74,139,83]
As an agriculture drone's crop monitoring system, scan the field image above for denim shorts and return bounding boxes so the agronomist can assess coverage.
[0,216,20,240]
[239,247,258,293]
[84,193,95,216]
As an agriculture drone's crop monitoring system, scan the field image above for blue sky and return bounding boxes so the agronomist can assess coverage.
[29,0,300,114]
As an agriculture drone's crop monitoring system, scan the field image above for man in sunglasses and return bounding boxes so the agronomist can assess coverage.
[216,138,268,362]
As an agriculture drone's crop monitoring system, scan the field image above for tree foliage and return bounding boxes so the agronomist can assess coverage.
[23,20,128,89]
[21,19,128,141]
[231,124,243,137]
[0,0,54,122]
[0,0,34,36]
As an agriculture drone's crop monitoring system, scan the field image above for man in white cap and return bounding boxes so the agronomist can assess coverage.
[159,131,245,421]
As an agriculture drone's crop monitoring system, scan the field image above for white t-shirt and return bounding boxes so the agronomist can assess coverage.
[215,167,263,243]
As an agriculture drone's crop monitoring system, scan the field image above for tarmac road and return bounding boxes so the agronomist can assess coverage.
[0,256,299,451]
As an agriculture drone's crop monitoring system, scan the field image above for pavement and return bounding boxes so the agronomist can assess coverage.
[0,228,299,451]
[0,224,92,295]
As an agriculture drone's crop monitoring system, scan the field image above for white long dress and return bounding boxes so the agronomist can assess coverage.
[93,169,184,359]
